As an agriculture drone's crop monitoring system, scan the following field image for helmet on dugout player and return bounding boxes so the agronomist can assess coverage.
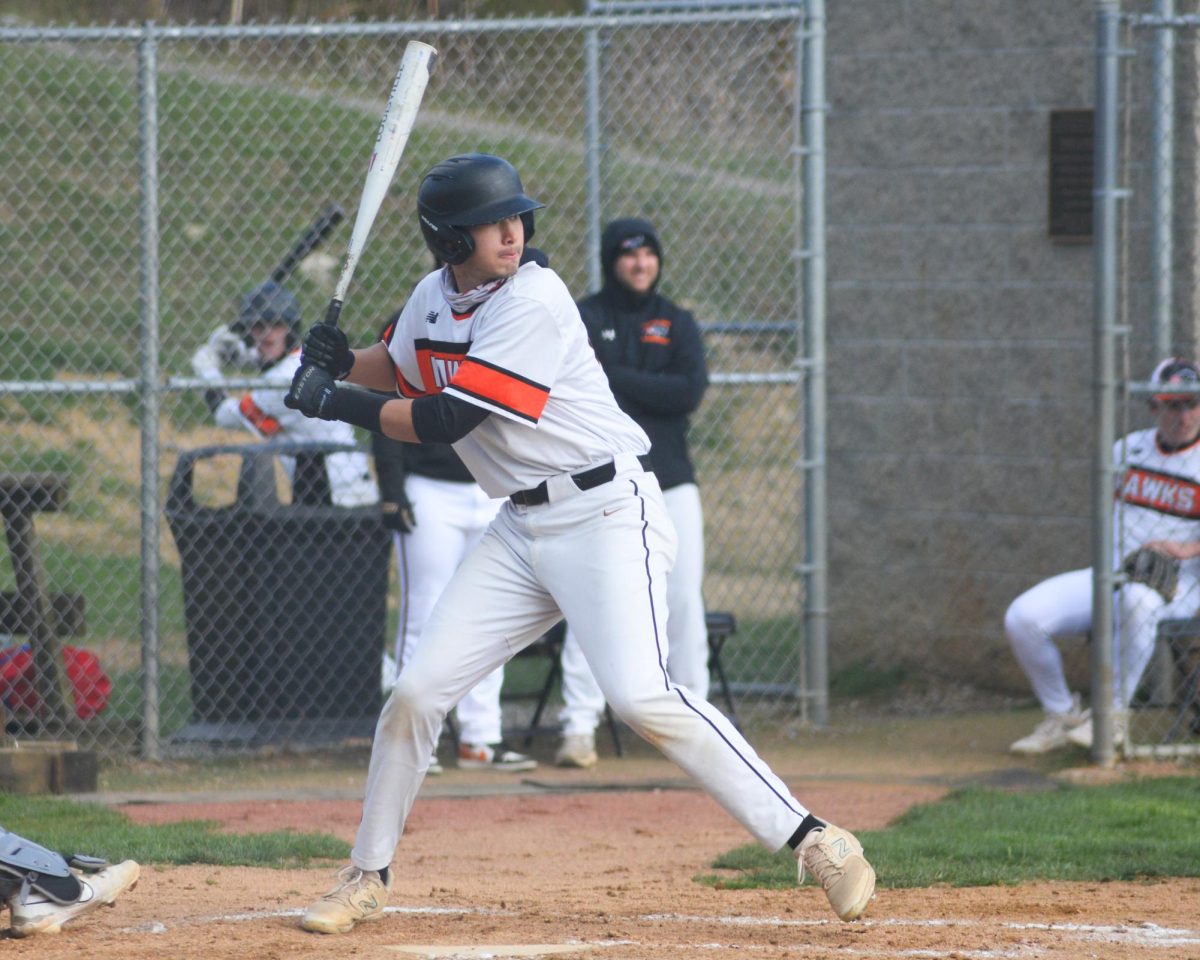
[232,281,302,346]
[417,154,544,265]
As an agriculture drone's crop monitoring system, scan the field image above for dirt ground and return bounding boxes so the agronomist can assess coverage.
[6,710,1200,959]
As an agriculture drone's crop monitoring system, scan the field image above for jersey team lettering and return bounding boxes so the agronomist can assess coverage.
[399,337,550,423]
[1119,465,1200,518]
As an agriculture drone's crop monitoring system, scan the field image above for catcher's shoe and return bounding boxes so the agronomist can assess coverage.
[301,865,390,934]
[9,859,140,938]
[797,824,875,922]
[1066,710,1129,750]
[554,733,598,769]
[1009,695,1088,755]
[457,742,537,772]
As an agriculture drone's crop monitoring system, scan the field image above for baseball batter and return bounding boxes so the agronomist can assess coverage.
[1006,357,1200,753]
[285,153,875,934]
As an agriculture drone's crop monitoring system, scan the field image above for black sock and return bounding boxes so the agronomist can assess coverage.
[377,867,390,886]
[787,813,826,850]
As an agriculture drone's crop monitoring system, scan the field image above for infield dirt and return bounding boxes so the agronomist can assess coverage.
[5,709,1198,959]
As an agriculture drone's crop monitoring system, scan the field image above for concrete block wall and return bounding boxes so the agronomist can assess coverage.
[821,0,1194,692]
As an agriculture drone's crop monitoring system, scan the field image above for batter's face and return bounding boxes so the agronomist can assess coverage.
[1153,395,1200,447]
[250,322,290,363]
[613,246,659,296]
[453,215,524,291]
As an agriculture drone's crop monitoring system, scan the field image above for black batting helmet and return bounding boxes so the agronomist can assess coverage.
[233,281,301,345]
[417,154,544,265]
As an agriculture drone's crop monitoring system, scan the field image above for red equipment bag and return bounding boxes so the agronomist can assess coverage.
[0,644,112,720]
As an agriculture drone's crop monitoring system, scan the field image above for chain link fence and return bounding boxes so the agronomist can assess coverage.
[1096,4,1200,758]
[0,8,816,757]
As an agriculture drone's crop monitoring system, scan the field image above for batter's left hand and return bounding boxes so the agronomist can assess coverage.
[285,364,338,419]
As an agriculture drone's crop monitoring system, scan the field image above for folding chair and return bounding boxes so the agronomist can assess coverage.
[511,621,624,755]
[705,610,740,729]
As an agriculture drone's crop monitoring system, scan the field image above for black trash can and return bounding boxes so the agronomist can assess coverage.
[164,441,389,746]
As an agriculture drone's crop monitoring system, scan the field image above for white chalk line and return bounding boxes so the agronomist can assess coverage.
[640,913,1200,948]
[118,905,1200,955]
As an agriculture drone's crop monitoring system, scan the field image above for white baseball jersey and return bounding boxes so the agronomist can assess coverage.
[383,262,650,497]
[1114,428,1200,575]
[215,349,379,507]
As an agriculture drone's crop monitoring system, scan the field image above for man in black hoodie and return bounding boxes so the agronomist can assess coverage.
[555,218,711,769]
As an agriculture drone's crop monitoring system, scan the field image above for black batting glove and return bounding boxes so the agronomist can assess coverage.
[285,364,339,419]
[301,323,354,380]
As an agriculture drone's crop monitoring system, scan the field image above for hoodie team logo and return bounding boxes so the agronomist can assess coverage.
[641,319,671,345]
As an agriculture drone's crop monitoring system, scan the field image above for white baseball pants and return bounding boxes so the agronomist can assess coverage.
[392,474,505,745]
[1004,565,1197,713]
[351,456,809,871]
[559,481,709,735]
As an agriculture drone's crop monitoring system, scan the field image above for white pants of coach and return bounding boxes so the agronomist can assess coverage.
[392,474,505,746]
[1004,565,1198,714]
[351,456,809,870]
[558,481,708,736]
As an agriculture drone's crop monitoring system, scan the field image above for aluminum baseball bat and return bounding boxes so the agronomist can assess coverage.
[323,39,437,328]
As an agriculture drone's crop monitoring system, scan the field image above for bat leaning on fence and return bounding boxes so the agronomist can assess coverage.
[269,203,346,285]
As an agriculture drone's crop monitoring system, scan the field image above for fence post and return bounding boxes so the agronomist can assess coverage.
[1151,0,1174,357]
[584,2,604,295]
[1092,1,1123,767]
[137,20,162,761]
[800,0,828,726]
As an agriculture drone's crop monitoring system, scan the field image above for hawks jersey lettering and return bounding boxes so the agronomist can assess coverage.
[385,262,650,498]
[1114,428,1200,571]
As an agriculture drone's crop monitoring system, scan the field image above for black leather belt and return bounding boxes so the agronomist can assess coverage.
[510,454,654,507]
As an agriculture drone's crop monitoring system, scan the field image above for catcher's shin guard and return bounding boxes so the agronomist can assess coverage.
[0,829,83,905]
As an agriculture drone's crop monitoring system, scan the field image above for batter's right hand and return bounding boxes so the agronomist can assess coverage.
[301,323,354,380]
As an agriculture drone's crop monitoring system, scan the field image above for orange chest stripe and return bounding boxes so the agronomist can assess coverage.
[239,394,282,436]
[451,359,548,421]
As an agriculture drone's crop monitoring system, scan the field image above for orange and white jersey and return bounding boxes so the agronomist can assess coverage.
[1114,427,1200,571]
[385,261,650,498]
[214,349,379,507]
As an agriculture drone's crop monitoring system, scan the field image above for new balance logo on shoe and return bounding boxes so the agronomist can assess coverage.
[797,824,876,922]
[301,866,390,935]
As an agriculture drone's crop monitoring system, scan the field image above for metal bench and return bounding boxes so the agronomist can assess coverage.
[1155,618,1200,742]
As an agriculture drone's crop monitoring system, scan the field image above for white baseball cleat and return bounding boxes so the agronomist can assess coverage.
[555,733,598,769]
[1066,710,1129,750]
[1009,694,1089,755]
[301,865,390,934]
[8,859,140,938]
[797,824,875,921]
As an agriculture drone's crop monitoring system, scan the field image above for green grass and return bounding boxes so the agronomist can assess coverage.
[701,778,1200,889]
[0,795,348,868]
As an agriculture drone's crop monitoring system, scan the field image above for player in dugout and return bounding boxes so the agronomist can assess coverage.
[284,152,876,934]
[1006,357,1200,753]
[556,216,711,770]
[191,280,379,508]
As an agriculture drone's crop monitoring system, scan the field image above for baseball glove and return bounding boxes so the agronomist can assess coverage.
[1121,546,1180,601]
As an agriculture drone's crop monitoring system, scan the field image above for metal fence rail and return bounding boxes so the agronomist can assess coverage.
[0,8,821,757]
